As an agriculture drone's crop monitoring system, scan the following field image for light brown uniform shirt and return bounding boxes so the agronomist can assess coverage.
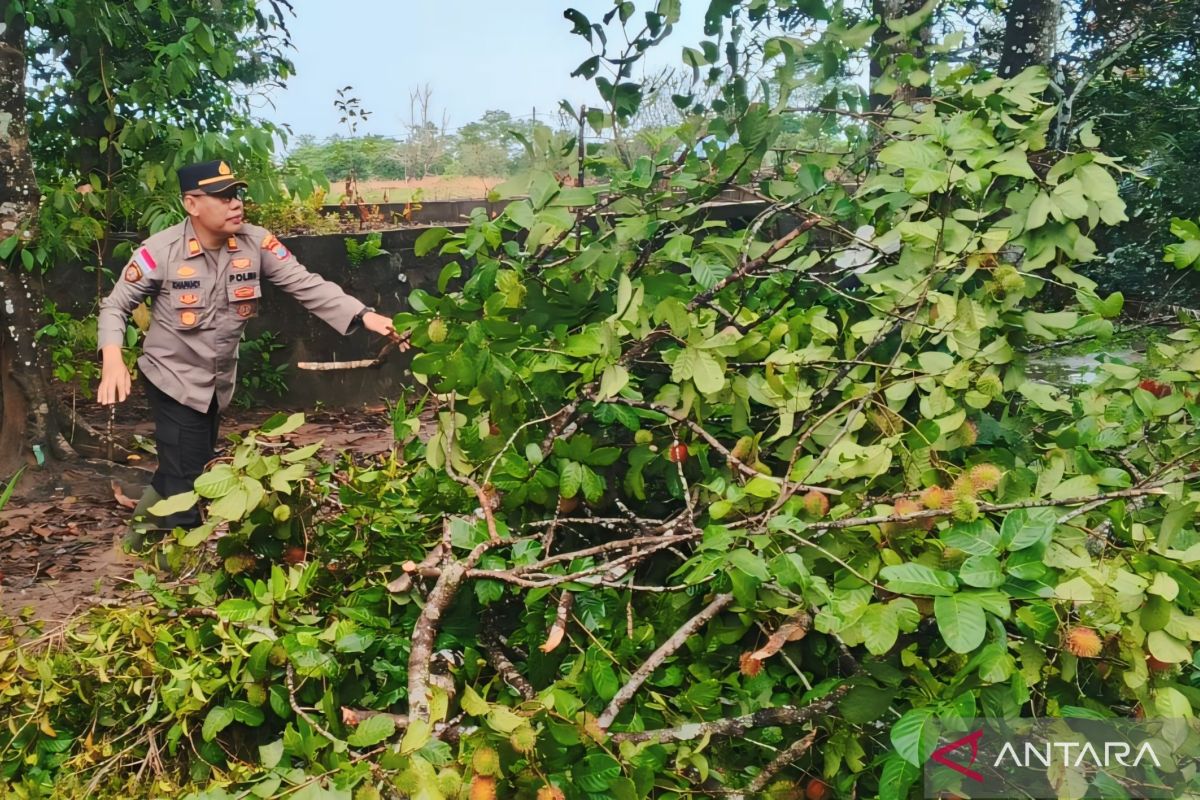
[98,219,367,413]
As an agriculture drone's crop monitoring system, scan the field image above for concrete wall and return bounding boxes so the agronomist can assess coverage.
[245,226,457,408]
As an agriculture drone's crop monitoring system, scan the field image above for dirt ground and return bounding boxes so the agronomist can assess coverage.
[0,390,399,627]
[324,175,508,203]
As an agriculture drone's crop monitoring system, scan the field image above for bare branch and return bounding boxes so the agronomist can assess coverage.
[598,593,733,730]
[611,685,851,744]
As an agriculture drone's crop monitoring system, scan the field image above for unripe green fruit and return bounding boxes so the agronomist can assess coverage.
[273,504,291,523]
[977,373,1004,398]
[509,724,538,754]
[245,683,267,707]
[428,317,448,343]
[952,496,980,522]
[472,745,501,776]
[269,644,288,667]
[634,429,653,445]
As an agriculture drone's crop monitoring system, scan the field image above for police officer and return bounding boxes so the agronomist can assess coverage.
[97,159,398,534]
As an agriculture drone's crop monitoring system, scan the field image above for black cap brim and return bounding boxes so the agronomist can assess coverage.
[196,177,248,194]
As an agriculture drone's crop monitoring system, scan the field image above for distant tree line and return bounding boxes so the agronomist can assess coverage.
[287,109,574,181]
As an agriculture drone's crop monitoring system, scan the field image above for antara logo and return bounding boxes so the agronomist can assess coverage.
[929,729,1164,780]
[931,730,985,782]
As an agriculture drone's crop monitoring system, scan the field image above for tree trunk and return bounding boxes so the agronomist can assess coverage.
[999,0,1061,77]
[0,12,79,475]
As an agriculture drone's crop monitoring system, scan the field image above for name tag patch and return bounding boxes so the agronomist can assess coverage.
[229,271,259,283]
[172,280,201,290]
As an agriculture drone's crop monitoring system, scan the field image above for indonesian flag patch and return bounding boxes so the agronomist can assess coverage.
[262,234,289,261]
[134,247,157,272]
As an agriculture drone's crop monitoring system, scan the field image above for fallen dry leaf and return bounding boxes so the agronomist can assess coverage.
[748,610,813,663]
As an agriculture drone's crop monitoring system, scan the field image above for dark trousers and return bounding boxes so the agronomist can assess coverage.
[144,378,219,529]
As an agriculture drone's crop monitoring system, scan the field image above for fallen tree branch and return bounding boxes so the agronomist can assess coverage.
[804,479,1193,536]
[611,684,851,744]
[598,593,733,730]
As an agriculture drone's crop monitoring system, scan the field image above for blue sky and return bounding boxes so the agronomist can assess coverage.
[259,1,709,141]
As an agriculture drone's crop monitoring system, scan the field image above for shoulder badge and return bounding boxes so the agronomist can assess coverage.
[262,234,290,261]
[227,236,239,252]
[124,263,143,283]
[187,238,202,257]
[134,247,158,272]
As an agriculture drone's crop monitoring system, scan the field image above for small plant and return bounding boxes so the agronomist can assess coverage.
[234,331,289,408]
[35,300,103,397]
[244,188,340,236]
[344,231,388,267]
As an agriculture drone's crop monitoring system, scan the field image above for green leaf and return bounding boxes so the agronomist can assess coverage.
[878,752,921,800]
[860,604,900,655]
[399,718,430,754]
[598,364,629,400]
[934,594,988,653]
[282,443,321,462]
[1147,631,1191,664]
[890,707,937,765]
[259,739,284,769]
[958,555,1004,588]
[879,563,958,596]
[194,466,239,499]
[147,490,198,517]
[216,599,259,622]
[576,753,622,792]
[560,461,583,499]
[1000,508,1057,551]
[461,686,490,716]
[591,661,620,701]
[347,714,395,747]
[202,706,234,742]
[414,227,449,257]
[672,347,725,394]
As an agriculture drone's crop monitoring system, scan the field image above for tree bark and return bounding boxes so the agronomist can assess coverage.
[999,0,1061,77]
[0,11,77,475]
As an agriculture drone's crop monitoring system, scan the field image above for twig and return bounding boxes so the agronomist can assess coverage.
[745,728,819,795]
[611,684,850,744]
[598,593,733,730]
[286,663,341,745]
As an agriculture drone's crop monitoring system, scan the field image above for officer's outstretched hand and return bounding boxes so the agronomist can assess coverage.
[362,311,411,352]
[98,346,132,405]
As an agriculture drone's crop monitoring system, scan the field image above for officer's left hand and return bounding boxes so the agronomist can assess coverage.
[362,311,411,352]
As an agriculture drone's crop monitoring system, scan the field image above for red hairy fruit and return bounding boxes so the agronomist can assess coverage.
[1064,626,1103,658]
[803,490,830,518]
